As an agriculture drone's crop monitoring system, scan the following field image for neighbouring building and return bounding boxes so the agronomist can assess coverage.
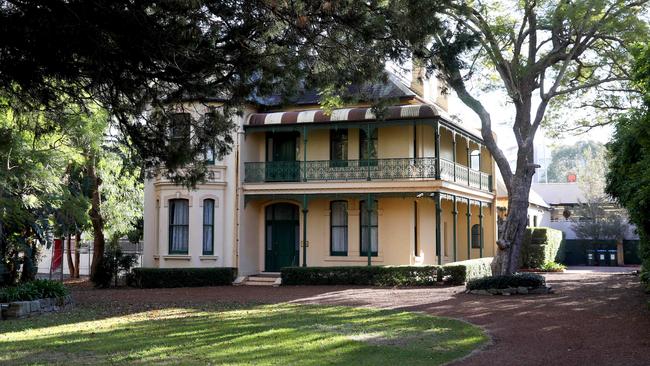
[142,71,499,279]
[531,183,638,240]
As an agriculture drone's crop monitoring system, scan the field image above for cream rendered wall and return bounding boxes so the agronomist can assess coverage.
[456,135,471,166]
[378,126,410,158]
[419,125,436,158]
[416,199,437,264]
[142,179,158,267]
[242,131,265,162]
[305,129,330,161]
[239,201,261,276]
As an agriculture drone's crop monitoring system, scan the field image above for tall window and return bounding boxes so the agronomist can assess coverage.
[471,224,482,249]
[360,129,378,165]
[470,149,481,170]
[204,146,215,164]
[169,199,189,254]
[330,201,348,256]
[330,129,348,167]
[170,113,191,146]
[414,201,419,256]
[203,199,215,255]
[360,200,378,256]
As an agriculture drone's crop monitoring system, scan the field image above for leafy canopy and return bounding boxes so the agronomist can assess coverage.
[607,44,650,280]
[0,0,449,185]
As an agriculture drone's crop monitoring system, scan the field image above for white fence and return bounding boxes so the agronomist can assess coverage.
[37,238,143,277]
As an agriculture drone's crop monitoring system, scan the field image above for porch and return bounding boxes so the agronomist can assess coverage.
[238,192,496,276]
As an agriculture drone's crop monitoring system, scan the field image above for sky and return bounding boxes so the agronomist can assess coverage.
[448,90,613,157]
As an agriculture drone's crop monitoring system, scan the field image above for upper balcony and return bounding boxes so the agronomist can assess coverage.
[242,103,495,194]
[244,157,491,191]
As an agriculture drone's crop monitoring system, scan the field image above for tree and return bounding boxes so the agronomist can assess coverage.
[0,0,448,185]
[547,141,606,183]
[0,104,69,284]
[607,43,650,282]
[415,0,648,274]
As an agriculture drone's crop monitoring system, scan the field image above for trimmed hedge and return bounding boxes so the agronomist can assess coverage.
[130,268,237,288]
[0,279,69,302]
[281,266,441,286]
[520,227,563,268]
[466,273,545,291]
[441,257,493,285]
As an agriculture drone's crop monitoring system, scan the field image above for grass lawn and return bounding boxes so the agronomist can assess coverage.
[0,304,487,365]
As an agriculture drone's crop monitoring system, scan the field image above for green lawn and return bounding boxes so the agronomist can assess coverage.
[0,304,487,365]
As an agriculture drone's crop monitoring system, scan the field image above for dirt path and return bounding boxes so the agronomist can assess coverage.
[70,269,650,366]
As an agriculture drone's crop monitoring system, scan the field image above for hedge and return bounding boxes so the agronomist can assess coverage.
[0,279,69,302]
[130,268,237,288]
[520,227,563,268]
[441,257,493,285]
[281,266,441,286]
[466,273,545,291]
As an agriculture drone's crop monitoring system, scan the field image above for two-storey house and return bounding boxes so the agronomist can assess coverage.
[142,72,498,280]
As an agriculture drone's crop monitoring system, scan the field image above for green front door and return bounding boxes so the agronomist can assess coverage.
[266,132,299,182]
[265,203,299,272]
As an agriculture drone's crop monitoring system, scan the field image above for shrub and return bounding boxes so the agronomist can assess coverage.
[92,248,139,288]
[130,268,237,288]
[0,279,69,302]
[520,227,563,268]
[466,273,545,291]
[539,261,566,272]
[281,266,441,286]
[441,258,493,285]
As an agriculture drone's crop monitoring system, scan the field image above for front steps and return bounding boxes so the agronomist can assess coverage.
[234,273,281,287]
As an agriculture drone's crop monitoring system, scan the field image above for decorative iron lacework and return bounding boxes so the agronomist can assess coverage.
[244,157,492,192]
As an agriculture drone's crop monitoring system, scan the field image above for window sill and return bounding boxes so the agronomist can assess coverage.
[199,255,219,261]
[161,255,191,260]
[324,256,384,263]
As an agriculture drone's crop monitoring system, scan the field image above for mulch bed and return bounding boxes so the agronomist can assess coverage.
[68,269,650,366]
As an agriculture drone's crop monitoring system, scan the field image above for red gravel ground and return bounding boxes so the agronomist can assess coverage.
[69,268,650,366]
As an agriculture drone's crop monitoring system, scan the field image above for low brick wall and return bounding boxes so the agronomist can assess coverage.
[1,295,73,320]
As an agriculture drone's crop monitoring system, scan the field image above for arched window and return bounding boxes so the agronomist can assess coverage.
[203,199,215,255]
[470,149,481,170]
[169,199,189,254]
[330,201,348,256]
[471,224,482,249]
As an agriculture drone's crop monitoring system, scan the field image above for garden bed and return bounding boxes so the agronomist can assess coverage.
[465,273,553,296]
[1,295,73,319]
[0,279,72,320]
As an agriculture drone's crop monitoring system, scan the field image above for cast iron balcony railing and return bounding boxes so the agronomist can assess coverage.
[244,157,492,191]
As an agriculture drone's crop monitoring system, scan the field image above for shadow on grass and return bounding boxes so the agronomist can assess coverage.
[0,304,487,366]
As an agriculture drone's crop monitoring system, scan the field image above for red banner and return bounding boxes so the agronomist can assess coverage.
[51,238,62,271]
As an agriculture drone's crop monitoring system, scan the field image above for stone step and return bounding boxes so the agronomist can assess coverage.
[247,276,277,282]
[243,280,276,286]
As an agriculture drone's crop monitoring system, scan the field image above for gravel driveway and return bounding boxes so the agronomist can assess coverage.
[70,267,650,366]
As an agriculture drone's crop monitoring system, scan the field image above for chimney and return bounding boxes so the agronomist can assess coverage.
[410,59,426,98]
[435,79,449,111]
[411,58,449,112]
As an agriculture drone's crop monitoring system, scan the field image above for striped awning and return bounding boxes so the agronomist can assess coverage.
[247,104,441,126]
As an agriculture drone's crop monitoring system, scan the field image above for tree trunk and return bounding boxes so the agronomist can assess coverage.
[74,231,81,278]
[87,155,105,279]
[66,233,75,278]
[493,163,535,275]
